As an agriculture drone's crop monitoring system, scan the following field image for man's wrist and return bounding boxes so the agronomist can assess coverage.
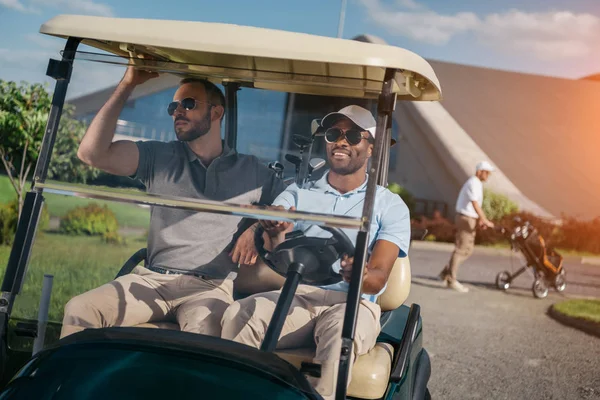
[118,79,137,92]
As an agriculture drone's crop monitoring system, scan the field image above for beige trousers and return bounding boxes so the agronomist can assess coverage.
[220,285,381,400]
[441,213,478,282]
[60,266,234,338]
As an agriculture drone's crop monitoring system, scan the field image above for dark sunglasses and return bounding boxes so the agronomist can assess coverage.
[167,98,212,116]
[324,128,371,146]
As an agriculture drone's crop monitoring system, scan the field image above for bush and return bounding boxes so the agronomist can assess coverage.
[59,203,118,236]
[411,211,456,243]
[482,189,519,221]
[101,231,126,246]
[409,202,600,255]
[387,183,416,215]
[558,215,600,254]
[0,200,49,246]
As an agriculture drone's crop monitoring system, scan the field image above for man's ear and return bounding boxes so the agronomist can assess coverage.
[212,105,225,121]
[368,143,374,157]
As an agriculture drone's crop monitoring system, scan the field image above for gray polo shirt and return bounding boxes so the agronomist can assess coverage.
[133,140,285,278]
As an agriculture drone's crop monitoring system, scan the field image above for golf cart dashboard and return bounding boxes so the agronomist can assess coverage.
[0,328,319,400]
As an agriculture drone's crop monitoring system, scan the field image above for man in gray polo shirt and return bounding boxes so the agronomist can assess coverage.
[60,65,284,338]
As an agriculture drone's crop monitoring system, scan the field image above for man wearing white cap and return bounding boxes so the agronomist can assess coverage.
[439,161,495,292]
[222,105,410,399]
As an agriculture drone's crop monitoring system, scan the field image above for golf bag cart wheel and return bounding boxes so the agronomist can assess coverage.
[532,278,549,299]
[495,271,511,291]
[554,269,567,292]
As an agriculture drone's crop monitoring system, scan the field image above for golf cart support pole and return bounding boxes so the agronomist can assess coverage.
[260,263,304,352]
[335,68,397,400]
[223,82,240,150]
[0,37,80,344]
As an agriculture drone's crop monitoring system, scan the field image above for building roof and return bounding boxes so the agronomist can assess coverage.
[40,14,441,100]
[429,60,600,219]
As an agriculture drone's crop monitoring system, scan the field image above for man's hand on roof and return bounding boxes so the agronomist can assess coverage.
[122,63,159,87]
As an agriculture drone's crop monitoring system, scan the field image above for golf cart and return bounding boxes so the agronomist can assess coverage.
[0,15,442,399]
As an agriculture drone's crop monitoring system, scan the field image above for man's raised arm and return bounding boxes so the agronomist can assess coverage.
[77,66,158,176]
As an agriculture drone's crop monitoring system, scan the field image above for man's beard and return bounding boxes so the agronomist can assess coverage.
[329,154,368,176]
[174,110,212,142]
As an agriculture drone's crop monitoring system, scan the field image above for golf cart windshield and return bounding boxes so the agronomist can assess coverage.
[1,14,442,400]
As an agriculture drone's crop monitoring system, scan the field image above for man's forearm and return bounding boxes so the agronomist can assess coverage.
[471,201,487,221]
[362,268,387,295]
[77,81,136,164]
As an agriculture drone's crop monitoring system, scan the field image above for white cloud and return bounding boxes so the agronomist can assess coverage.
[0,0,25,11]
[2,31,123,98]
[0,0,39,13]
[395,0,422,11]
[359,0,600,60]
[24,32,64,48]
[31,0,113,16]
[360,0,477,45]
[478,10,600,60]
[0,48,55,66]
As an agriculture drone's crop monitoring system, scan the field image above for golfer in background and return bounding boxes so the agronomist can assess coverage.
[439,161,495,292]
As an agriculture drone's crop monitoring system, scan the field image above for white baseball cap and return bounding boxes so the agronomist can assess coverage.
[476,161,496,172]
[321,105,377,138]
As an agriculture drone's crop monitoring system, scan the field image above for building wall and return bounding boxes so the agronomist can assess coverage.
[390,102,460,217]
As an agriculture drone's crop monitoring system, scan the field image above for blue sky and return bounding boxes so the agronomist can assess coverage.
[2,0,600,97]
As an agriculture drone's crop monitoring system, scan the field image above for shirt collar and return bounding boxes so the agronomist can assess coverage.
[314,171,369,196]
[184,140,236,163]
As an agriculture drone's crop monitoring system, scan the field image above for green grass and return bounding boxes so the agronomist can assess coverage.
[0,175,16,204]
[0,175,149,229]
[553,299,600,324]
[0,233,147,323]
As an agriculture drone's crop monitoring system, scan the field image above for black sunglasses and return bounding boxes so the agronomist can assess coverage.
[167,98,212,116]
[324,128,371,146]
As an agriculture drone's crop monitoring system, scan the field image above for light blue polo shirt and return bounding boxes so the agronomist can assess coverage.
[272,171,410,303]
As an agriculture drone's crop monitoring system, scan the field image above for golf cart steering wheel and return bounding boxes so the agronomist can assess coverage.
[254,225,355,286]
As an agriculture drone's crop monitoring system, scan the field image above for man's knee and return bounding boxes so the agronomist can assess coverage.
[64,293,100,324]
[453,243,473,258]
[180,297,232,337]
[221,300,264,347]
[221,301,250,338]
[61,293,104,338]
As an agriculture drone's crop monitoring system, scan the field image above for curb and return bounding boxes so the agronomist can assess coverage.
[547,304,600,339]
[582,257,600,266]
[410,240,515,257]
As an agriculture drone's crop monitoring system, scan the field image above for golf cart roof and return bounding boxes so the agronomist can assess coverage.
[39,15,442,101]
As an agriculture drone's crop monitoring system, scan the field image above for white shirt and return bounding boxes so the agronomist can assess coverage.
[455,176,483,218]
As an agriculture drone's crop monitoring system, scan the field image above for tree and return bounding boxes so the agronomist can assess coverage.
[0,80,98,219]
[482,188,519,221]
[49,104,100,184]
[0,80,50,217]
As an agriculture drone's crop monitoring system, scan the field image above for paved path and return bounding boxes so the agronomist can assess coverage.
[407,243,600,399]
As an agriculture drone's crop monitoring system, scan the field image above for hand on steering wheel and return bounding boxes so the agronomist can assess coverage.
[254,223,355,286]
[259,206,296,242]
[341,254,364,283]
